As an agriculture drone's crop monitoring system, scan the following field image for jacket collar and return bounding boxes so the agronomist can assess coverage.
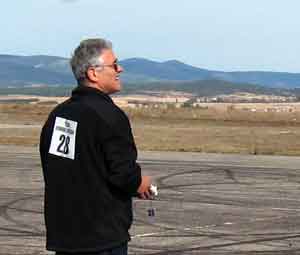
[71,86,114,103]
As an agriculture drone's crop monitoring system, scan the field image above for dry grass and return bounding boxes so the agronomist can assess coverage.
[0,103,52,124]
[128,107,300,155]
[132,118,300,155]
[1,103,300,156]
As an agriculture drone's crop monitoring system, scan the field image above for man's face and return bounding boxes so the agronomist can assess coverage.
[89,49,123,94]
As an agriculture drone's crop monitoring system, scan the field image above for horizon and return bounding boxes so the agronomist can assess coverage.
[1,53,300,74]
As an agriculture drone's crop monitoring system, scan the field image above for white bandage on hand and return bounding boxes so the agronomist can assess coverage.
[150,184,158,196]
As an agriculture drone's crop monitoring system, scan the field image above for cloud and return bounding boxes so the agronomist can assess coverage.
[61,0,80,3]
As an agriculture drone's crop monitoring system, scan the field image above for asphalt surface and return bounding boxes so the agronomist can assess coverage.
[1,145,300,254]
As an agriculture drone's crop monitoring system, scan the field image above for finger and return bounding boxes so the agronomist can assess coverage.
[139,193,146,199]
[144,190,151,199]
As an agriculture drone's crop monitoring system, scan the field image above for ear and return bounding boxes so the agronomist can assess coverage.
[86,68,98,83]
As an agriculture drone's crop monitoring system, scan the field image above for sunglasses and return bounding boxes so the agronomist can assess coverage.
[102,62,119,72]
[92,61,119,72]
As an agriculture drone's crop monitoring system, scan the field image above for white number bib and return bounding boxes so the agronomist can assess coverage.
[49,117,78,160]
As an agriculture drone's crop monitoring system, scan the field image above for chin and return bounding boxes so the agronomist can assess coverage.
[115,83,122,92]
[109,87,121,95]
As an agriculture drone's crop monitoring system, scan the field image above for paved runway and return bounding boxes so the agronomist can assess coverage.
[1,145,300,254]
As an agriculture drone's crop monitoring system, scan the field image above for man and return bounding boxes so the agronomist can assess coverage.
[40,38,152,255]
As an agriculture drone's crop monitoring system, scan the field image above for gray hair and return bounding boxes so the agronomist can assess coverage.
[70,38,112,84]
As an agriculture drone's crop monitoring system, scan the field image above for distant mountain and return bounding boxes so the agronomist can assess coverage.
[119,58,213,82]
[0,54,300,89]
[0,55,74,87]
[119,58,300,88]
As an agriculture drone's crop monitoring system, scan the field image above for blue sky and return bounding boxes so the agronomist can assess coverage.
[2,0,300,72]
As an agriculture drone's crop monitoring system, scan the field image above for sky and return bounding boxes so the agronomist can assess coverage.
[2,0,300,72]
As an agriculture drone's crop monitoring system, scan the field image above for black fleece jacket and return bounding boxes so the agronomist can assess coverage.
[39,86,142,252]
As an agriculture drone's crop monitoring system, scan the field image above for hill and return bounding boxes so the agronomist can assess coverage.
[0,55,74,87]
[120,58,300,88]
[0,55,300,90]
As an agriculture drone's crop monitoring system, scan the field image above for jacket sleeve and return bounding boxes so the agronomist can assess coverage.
[101,111,142,196]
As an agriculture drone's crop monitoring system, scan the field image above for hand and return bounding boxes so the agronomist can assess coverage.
[137,175,152,199]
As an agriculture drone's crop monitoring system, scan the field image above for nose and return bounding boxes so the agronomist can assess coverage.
[117,64,123,73]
